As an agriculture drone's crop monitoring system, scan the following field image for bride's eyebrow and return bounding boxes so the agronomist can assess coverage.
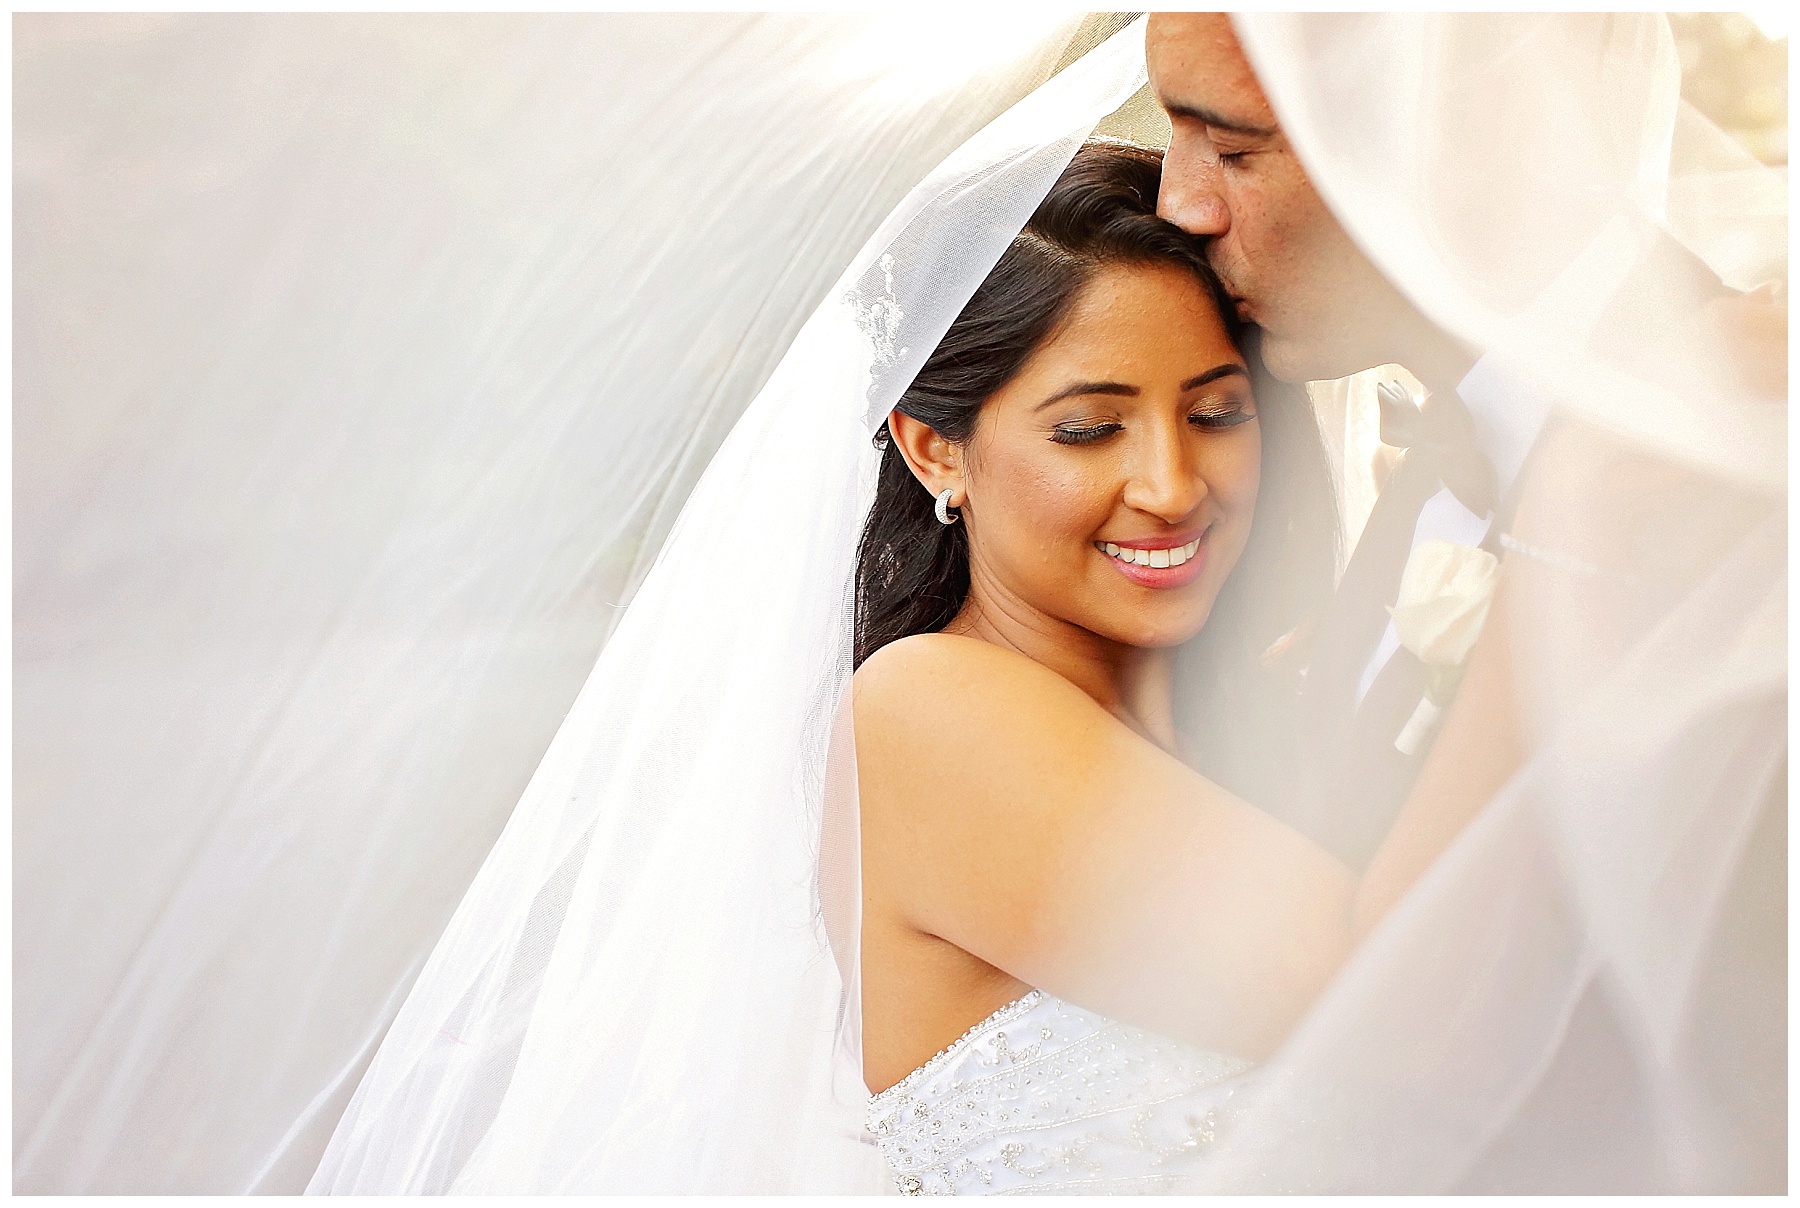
[1183,364,1248,390]
[1034,363,1247,411]
[1034,380,1137,410]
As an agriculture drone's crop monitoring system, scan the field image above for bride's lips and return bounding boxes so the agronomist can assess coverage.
[1094,529,1209,589]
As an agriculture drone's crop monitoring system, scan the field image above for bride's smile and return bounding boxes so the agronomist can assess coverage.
[1094,530,1206,579]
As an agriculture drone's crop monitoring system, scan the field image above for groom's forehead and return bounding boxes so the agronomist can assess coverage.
[1145,13,1279,132]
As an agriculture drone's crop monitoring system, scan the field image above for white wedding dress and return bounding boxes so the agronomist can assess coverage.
[868,992,1254,1195]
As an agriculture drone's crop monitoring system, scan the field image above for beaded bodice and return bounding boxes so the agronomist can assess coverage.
[865,990,1254,1195]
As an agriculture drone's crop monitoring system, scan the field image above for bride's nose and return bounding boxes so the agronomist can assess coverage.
[1120,422,1206,523]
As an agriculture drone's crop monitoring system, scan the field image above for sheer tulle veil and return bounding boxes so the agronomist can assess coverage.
[15,13,1783,1195]
[306,18,1153,1193]
[1170,14,1784,1192]
[310,14,1784,1193]
[13,13,1119,1192]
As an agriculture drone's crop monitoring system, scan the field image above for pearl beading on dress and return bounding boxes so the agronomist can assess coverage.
[866,990,1254,1195]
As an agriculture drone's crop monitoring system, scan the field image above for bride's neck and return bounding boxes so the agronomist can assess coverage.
[947,593,1180,754]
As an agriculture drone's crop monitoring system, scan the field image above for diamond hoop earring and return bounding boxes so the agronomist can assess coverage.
[934,488,959,526]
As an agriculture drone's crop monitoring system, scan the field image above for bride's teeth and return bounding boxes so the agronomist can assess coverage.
[1102,537,1204,569]
[1100,536,1203,569]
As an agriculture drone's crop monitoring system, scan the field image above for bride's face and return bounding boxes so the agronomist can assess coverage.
[960,262,1259,649]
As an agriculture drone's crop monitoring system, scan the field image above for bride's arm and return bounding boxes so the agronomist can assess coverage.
[859,494,1531,1061]
[856,632,1356,1061]
[858,557,1530,1060]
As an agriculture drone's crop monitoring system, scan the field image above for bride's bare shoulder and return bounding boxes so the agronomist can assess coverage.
[857,632,1088,714]
[852,633,1112,775]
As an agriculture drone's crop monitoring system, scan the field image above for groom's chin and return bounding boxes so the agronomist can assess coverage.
[1249,326,1323,386]
[1254,325,1372,388]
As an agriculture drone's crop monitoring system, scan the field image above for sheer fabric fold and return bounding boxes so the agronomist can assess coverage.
[14,13,1093,1193]
[1154,15,1785,1192]
[17,13,1782,1196]
[306,19,1150,1193]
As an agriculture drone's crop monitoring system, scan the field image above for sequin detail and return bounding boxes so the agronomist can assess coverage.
[865,991,1253,1195]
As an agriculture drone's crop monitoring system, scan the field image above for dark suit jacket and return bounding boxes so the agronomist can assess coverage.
[1282,231,1733,870]
[1287,440,1454,870]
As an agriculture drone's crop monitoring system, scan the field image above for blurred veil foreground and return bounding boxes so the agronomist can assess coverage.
[14,13,1786,1194]
[15,13,1099,1190]
[1183,13,1786,1191]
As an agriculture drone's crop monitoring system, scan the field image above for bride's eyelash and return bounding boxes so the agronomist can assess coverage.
[1189,406,1255,430]
[1053,409,1254,444]
[1050,423,1122,445]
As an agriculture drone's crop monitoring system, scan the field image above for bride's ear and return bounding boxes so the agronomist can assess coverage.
[887,410,965,506]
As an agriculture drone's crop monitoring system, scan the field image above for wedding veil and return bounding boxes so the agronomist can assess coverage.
[14,13,1118,1193]
[17,13,1783,1195]
[314,16,1785,1193]
[305,19,1151,1193]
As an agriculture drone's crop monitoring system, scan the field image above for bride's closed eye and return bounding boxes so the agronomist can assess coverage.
[1050,405,1254,444]
[1050,421,1124,445]
[1188,402,1256,431]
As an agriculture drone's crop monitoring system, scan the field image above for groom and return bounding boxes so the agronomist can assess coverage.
[1144,13,1553,869]
[1144,19,1783,1193]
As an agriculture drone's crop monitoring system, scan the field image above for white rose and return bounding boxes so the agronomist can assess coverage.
[1390,539,1500,669]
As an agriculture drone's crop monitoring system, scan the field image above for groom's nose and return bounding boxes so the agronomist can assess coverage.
[1156,138,1230,238]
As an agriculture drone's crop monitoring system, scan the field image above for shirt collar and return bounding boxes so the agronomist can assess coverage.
[1454,354,1556,495]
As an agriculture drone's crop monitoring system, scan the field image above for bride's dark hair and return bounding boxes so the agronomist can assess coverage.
[855,144,1334,718]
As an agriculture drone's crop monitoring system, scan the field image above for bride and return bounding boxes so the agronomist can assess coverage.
[850,140,1352,1193]
[850,133,1548,1192]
